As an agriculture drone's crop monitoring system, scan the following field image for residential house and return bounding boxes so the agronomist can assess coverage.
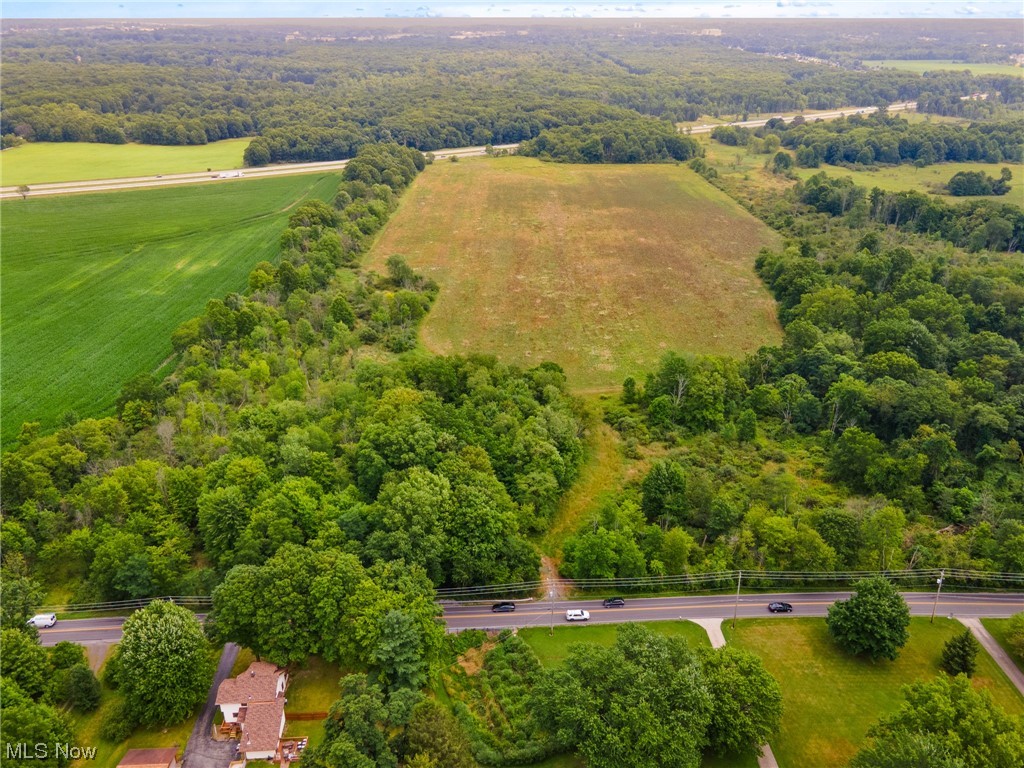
[215,661,289,762]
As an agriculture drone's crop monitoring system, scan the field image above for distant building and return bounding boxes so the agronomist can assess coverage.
[699,29,723,37]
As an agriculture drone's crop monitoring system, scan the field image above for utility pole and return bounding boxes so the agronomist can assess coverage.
[549,590,554,635]
[732,570,742,630]
[930,569,945,624]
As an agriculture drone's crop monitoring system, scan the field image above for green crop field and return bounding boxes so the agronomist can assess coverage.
[865,59,1024,77]
[725,617,1024,768]
[0,173,339,445]
[367,156,782,391]
[0,139,250,186]
[795,160,1024,203]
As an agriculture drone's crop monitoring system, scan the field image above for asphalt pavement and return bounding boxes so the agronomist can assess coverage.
[37,591,1024,646]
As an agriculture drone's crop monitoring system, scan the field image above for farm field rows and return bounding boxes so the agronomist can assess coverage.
[0,138,250,186]
[0,173,339,444]
[367,156,782,391]
[864,59,1024,77]
[724,617,1024,768]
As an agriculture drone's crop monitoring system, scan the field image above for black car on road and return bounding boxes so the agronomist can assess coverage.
[602,597,626,608]
[767,601,793,613]
[491,601,516,612]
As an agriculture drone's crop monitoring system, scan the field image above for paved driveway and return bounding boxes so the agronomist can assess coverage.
[183,643,240,768]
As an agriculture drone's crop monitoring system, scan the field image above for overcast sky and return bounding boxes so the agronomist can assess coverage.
[4,1,1022,19]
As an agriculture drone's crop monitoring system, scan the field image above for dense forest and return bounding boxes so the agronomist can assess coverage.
[794,173,1024,252]
[770,113,1024,167]
[1,20,1021,160]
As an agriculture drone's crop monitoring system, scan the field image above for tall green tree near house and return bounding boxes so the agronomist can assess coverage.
[115,601,214,727]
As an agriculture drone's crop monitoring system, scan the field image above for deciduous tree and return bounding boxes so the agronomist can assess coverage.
[699,646,783,757]
[827,576,910,661]
[116,601,214,726]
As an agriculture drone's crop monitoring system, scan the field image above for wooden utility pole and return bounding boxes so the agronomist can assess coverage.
[930,569,945,624]
[732,570,742,630]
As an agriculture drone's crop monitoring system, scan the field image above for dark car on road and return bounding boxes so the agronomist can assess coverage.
[491,601,516,612]
[768,601,793,613]
[602,597,626,608]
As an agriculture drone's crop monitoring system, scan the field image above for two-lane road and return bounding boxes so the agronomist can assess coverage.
[444,590,1022,631]
[36,591,1023,646]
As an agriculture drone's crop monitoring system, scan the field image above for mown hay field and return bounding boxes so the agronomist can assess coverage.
[367,156,782,390]
[1,173,339,444]
[0,138,250,186]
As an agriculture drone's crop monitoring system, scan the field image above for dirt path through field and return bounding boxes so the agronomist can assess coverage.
[543,420,625,560]
[540,556,570,601]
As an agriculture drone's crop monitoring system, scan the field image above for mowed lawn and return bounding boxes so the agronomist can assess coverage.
[367,156,782,391]
[982,618,1024,673]
[1,173,339,444]
[520,620,712,668]
[0,139,250,186]
[724,617,1024,768]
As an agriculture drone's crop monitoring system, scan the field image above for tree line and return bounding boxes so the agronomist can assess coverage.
[796,172,1024,252]
[763,113,1024,168]
[519,118,702,164]
[2,23,1017,156]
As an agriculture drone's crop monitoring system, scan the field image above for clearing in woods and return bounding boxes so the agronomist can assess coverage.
[864,59,1024,77]
[367,156,782,391]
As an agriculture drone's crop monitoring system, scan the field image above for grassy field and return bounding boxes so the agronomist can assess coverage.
[0,173,340,445]
[284,656,346,714]
[865,59,1024,77]
[519,620,712,667]
[982,618,1024,673]
[700,131,1024,205]
[367,156,781,391]
[794,160,1024,203]
[0,139,250,186]
[542,406,628,558]
[724,617,1024,768]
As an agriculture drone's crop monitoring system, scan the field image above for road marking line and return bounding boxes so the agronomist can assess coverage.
[41,625,122,634]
